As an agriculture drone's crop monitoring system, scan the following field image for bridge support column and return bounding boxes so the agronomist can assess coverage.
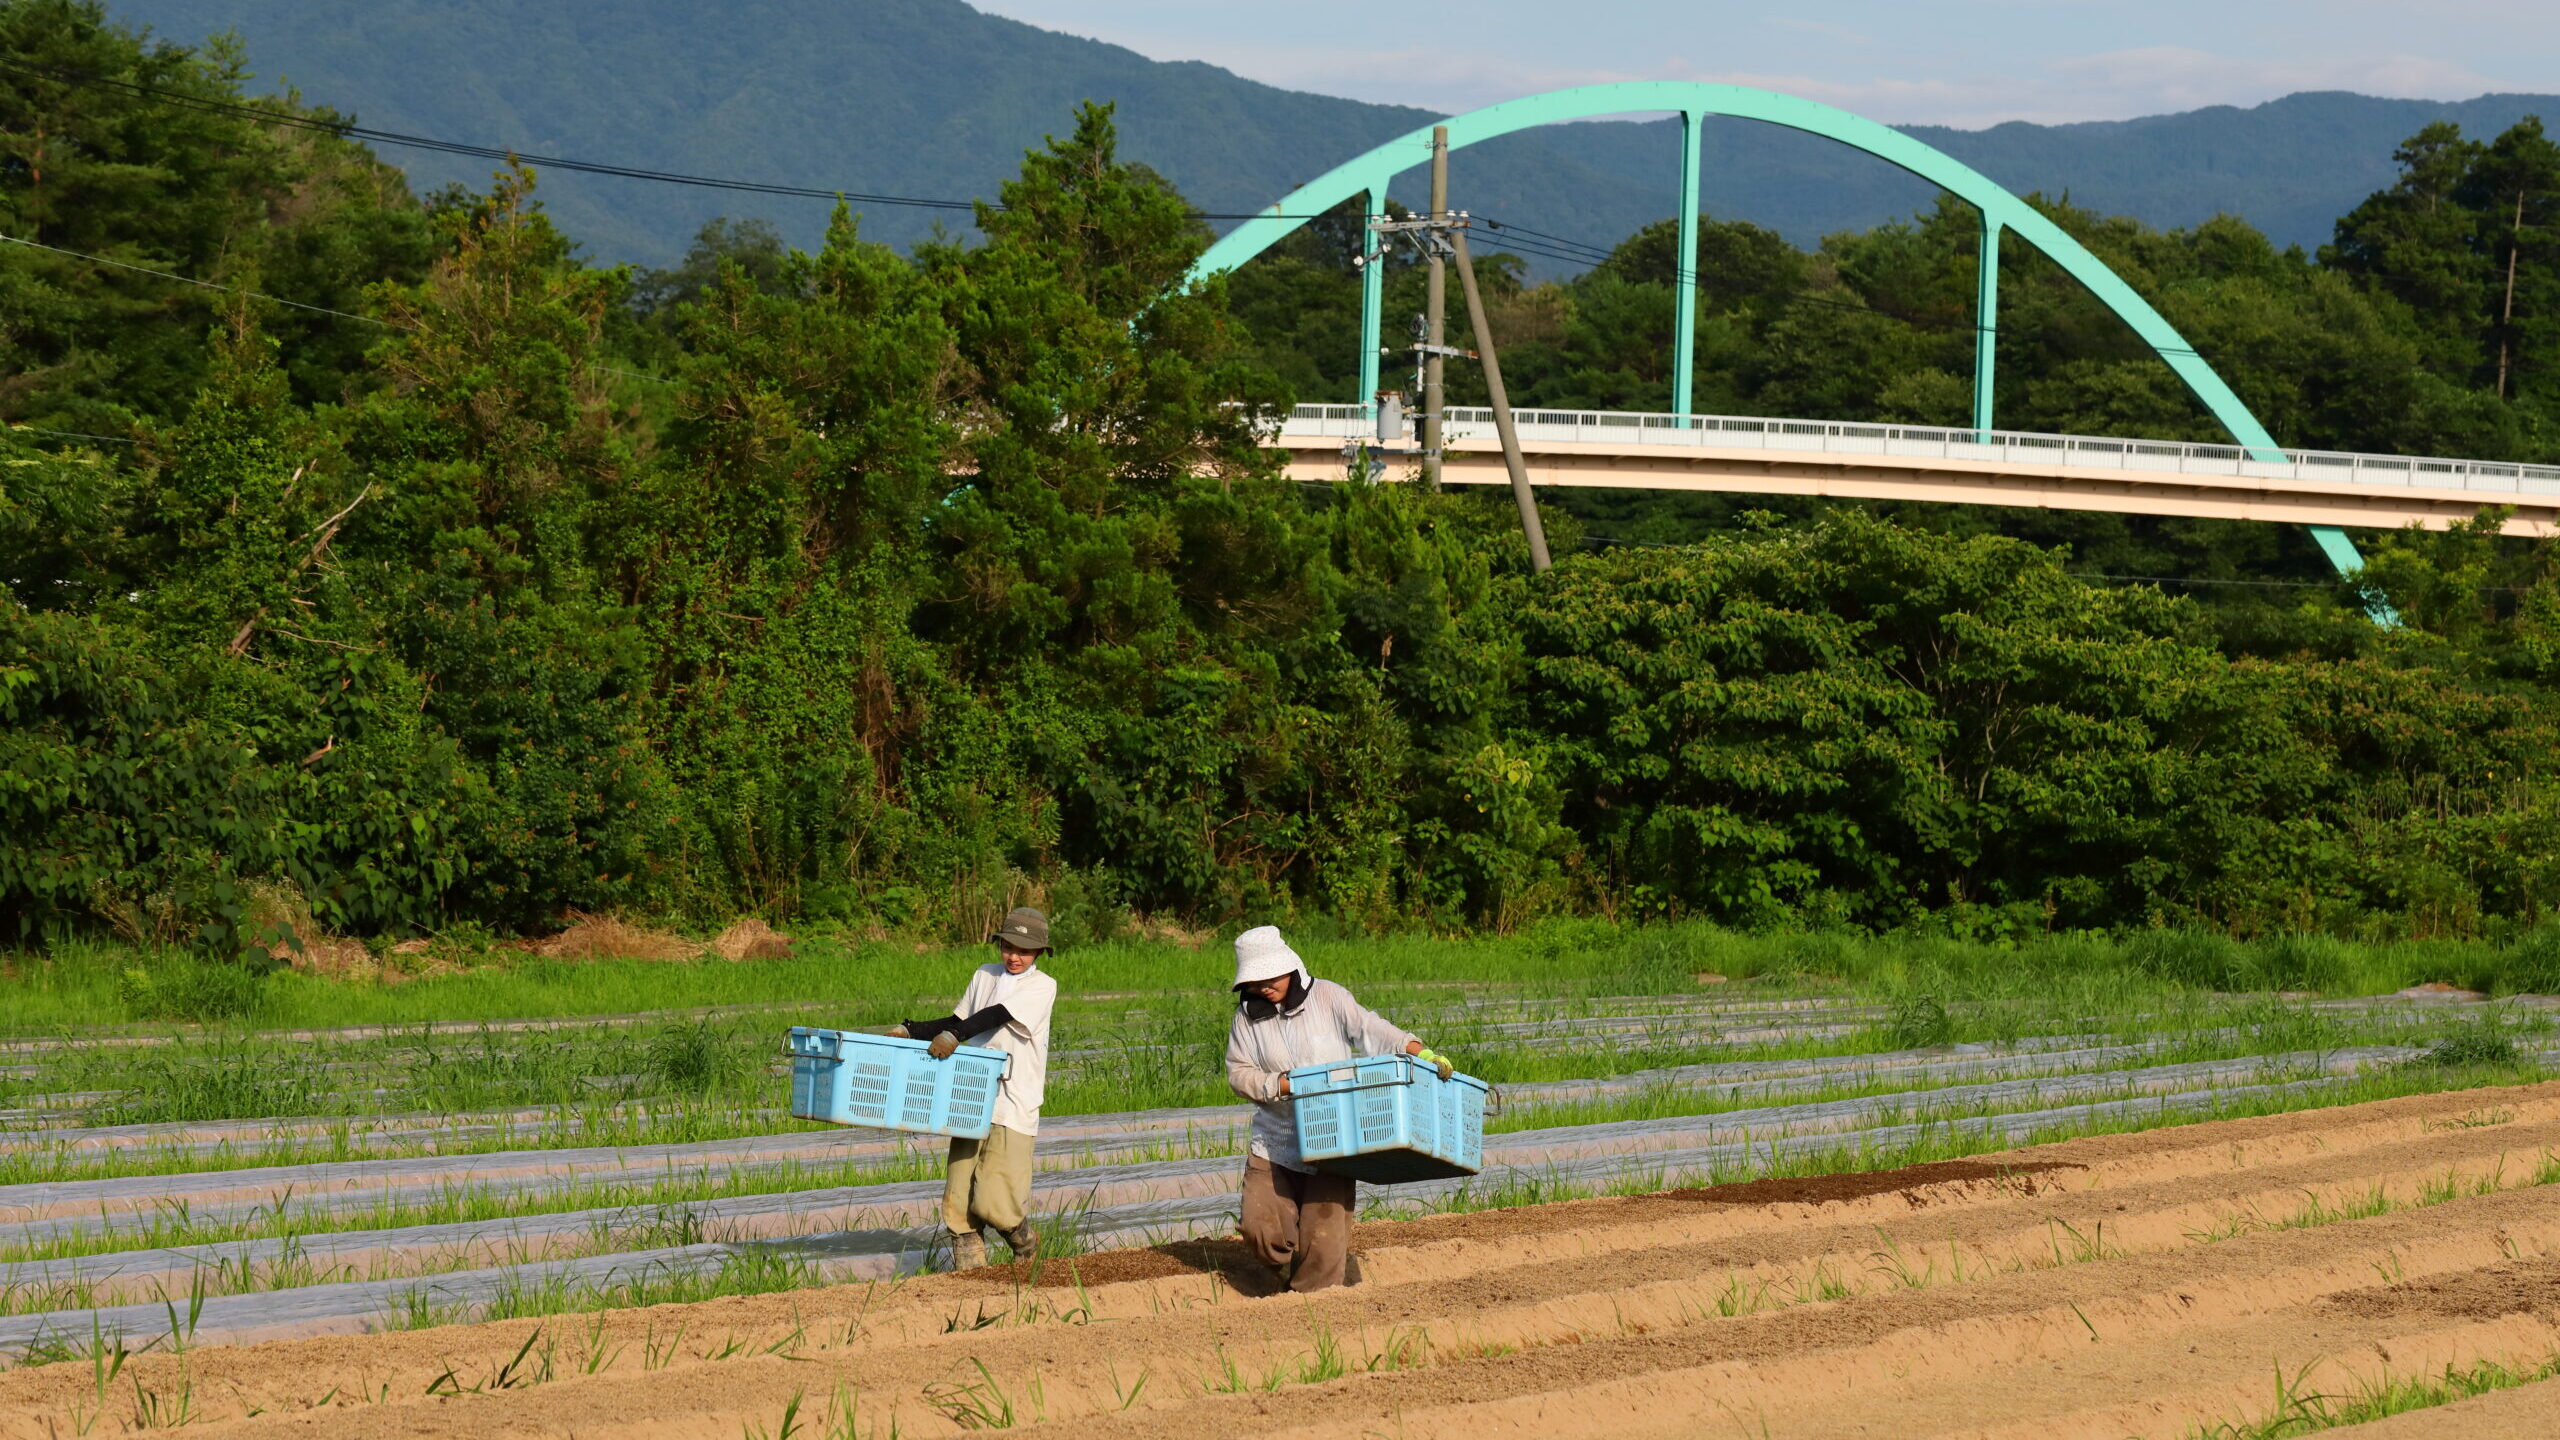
[2308,526,2370,574]
[1973,216,1999,437]
[1360,177,1389,412]
[1674,109,1702,423]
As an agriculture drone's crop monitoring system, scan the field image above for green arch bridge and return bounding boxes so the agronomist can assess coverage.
[1182,84,2560,569]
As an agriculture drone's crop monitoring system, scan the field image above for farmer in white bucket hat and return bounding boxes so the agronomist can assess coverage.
[892,906,1057,1270]
[1225,925,1452,1293]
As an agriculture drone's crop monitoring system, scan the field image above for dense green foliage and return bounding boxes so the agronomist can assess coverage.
[8,4,2560,955]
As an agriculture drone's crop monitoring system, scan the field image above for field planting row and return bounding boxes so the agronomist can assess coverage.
[0,998,2539,1359]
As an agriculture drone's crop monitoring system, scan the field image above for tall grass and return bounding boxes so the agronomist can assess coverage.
[12,919,2559,1038]
[3,977,2537,1178]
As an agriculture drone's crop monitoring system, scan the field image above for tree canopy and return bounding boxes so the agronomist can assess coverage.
[7,2,2560,953]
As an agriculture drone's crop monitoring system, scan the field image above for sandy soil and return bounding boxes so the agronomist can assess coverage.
[3,1082,2560,1438]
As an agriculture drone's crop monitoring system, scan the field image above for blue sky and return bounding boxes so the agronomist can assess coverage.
[973,1,2554,127]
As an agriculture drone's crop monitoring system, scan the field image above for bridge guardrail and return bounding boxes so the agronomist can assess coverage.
[1278,405,2560,498]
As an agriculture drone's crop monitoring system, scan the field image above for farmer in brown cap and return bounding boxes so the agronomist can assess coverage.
[892,906,1057,1269]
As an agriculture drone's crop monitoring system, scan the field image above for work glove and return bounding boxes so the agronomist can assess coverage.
[928,1030,960,1060]
[1417,1047,1455,1082]
[886,1024,911,1038]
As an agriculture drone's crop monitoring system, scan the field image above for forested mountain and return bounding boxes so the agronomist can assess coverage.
[99,0,2560,265]
[9,3,2560,958]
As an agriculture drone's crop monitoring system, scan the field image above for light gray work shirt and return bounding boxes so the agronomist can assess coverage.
[1225,977,1418,1173]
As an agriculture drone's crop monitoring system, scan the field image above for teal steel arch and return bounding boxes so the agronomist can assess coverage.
[1184,82,2366,574]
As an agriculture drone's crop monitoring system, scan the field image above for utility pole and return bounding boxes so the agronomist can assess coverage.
[2498,189,2525,400]
[1422,126,1449,489]
[1450,225,1551,572]
[1369,209,1551,572]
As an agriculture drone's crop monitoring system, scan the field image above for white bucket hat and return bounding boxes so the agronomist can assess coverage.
[1231,926,1306,988]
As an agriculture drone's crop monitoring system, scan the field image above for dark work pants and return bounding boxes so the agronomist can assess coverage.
[1240,1153,1355,1292]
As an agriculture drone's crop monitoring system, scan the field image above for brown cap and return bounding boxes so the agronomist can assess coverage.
[991,907,1050,952]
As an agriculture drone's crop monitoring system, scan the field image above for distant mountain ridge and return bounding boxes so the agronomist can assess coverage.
[106,0,2560,267]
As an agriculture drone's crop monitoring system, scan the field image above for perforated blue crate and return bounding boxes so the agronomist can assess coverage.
[786,1027,1007,1139]
[1288,1053,1488,1184]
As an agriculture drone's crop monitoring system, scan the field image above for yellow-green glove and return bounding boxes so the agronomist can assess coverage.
[1417,1047,1455,1082]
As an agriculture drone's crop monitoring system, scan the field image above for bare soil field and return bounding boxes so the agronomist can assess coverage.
[4,1083,2559,1438]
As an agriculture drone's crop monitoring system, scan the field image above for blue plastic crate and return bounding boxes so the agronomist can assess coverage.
[1289,1053,1488,1183]
[786,1027,1007,1139]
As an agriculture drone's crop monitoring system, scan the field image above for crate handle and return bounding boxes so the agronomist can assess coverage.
[782,1031,842,1059]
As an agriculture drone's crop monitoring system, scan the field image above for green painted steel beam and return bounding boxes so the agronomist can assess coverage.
[1674,109,1702,419]
[1974,218,1999,436]
[1184,82,2370,578]
[1358,177,1388,411]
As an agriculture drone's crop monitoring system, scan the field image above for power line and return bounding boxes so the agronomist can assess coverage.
[1578,532,2349,588]
[0,56,983,214]
[1469,214,2226,359]
[2072,572,2339,588]
[1458,225,1986,334]
[1480,218,1616,263]
[0,232,392,326]
[1,232,678,388]
[0,57,1347,223]
[6,424,135,445]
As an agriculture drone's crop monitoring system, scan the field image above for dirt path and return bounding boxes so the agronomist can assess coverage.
[2,1083,2558,1438]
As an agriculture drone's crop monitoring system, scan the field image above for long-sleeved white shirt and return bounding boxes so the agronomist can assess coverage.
[1225,976,1418,1173]
[954,962,1056,1136]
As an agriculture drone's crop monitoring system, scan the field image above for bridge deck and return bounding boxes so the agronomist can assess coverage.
[1273,407,2560,535]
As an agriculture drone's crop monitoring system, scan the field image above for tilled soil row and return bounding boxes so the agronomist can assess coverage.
[0,1083,2556,1438]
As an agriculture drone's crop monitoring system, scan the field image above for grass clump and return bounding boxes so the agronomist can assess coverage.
[115,957,271,1024]
[1887,994,1954,1049]
[646,1018,748,1096]
[2191,1354,2560,1437]
[2419,1017,2522,1068]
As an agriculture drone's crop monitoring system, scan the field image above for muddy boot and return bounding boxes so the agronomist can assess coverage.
[1001,1221,1040,1259]
[946,1230,987,1270]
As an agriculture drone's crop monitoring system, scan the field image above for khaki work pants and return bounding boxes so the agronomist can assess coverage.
[943,1123,1035,1238]
[1241,1153,1355,1292]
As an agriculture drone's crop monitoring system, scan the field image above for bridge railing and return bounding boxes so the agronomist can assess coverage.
[1278,405,2560,497]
